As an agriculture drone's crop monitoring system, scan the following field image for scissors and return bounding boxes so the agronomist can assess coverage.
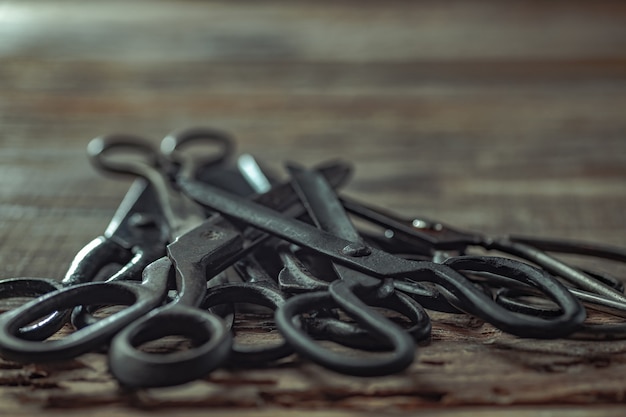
[201,238,431,367]
[489,277,626,340]
[272,240,433,348]
[107,161,353,387]
[340,196,626,304]
[0,127,244,340]
[0,127,242,359]
[178,166,587,375]
[0,137,351,387]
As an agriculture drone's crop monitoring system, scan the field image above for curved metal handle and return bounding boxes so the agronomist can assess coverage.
[0,258,171,362]
[87,135,162,179]
[161,127,235,180]
[70,244,166,329]
[62,236,132,286]
[433,256,586,338]
[275,288,416,377]
[108,304,232,388]
[305,285,431,350]
[203,281,293,364]
[487,238,626,304]
[0,277,67,341]
[495,287,626,341]
[88,134,205,240]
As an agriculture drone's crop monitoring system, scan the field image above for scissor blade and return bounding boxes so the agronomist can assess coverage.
[287,164,361,243]
[103,179,166,248]
[178,167,418,278]
[287,164,380,288]
[252,160,352,212]
[166,160,355,303]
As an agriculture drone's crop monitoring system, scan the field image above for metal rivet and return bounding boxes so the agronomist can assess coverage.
[341,243,371,257]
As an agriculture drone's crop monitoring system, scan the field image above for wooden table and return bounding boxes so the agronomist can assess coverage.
[1,1,626,415]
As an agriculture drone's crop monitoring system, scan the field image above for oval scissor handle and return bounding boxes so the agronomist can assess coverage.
[430,256,586,338]
[70,243,165,329]
[161,127,235,180]
[202,281,292,364]
[486,238,626,304]
[495,287,626,341]
[305,285,432,350]
[109,304,232,388]
[275,286,416,377]
[0,277,67,341]
[87,134,162,179]
[63,236,134,287]
[0,258,171,362]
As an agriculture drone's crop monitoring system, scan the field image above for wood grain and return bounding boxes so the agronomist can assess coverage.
[1,1,625,415]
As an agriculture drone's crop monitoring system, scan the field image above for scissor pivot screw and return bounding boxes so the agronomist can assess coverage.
[341,243,371,257]
[202,230,223,240]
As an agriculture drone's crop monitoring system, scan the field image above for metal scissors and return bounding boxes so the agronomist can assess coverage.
[201,239,431,366]
[489,276,626,340]
[340,196,626,304]
[178,166,586,376]
[0,128,238,360]
[107,160,353,387]
[0,127,240,340]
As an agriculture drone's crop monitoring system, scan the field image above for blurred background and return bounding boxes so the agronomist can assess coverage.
[0,1,625,278]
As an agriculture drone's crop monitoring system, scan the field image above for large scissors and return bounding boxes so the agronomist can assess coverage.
[0,128,243,359]
[178,166,586,376]
[0,141,351,389]
[340,196,626,303]
[201,239,431,366]
[107,160,353,387]
[0,127,241,340]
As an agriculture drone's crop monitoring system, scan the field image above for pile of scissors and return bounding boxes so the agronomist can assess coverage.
[1,127,625,388]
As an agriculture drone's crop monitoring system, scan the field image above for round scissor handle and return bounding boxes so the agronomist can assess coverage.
[432,256,586,338]
[109,304,232,388]
[161,127,236,179]
[202,281,294,364]
[0,277,67,340]
[275,288,417,377]
[87,134,162,179]
[0,258,171,362]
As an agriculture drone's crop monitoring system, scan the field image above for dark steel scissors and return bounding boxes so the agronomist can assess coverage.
[178,167,586,376]
[107,161,353,387]
[490,276,626,340]
[0,128,239,359]
[0,128,239,340]
[341,196,626,304]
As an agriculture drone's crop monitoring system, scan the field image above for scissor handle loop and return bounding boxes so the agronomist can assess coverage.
[495,287,626,341]
[486,238,626,304]
[161,127,236,179]
[202,281,294,364]
[275,289,416,376]
[433,256,586,338]
[87,134,163,180]
[109,304,232,388]
[0,277,67,340]
[62,236,132,287]
[70,244,166,329]
[0,258,171,362]
[305,287,432,350]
